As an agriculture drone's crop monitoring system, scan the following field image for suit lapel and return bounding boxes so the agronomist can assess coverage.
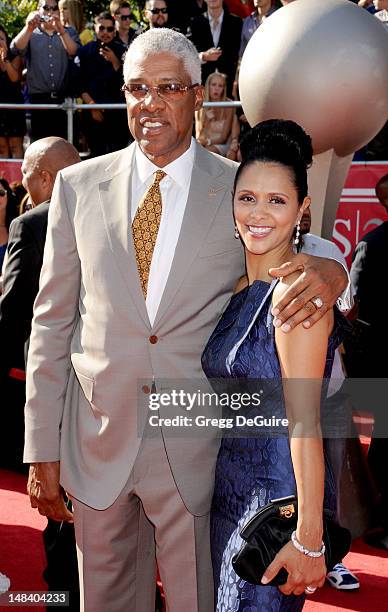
[98,144,150,328]
[202,14,215,48]
[153,144,231,329]
[218,13,228,48]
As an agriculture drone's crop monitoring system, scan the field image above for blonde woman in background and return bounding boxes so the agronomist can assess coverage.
[196,71,240,160]
[59,0,93,45]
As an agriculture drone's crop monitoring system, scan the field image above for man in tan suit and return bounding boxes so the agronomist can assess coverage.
[25,28,348,612]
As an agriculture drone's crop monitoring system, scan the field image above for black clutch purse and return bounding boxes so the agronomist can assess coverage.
[232,495,351,587]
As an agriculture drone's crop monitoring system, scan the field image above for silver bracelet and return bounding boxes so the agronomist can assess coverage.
[291,530,325,558]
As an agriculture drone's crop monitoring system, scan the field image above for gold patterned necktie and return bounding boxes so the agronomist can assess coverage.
[132,169,166,298]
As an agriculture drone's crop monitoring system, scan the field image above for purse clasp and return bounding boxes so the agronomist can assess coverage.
[279,504,295,519]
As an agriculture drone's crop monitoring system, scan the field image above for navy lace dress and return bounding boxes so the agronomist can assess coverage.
[201,279,344,612]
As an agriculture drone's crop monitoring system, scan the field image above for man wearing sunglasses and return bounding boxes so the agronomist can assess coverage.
[75,11,130,157]
[10,0,80,141]
[144,0,170,29]
[111,1,138,48]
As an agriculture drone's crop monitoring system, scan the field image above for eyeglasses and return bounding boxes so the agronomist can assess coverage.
[121,82,199,101]
[149,8,168,14]
[0,189,7,197]
[42,4,59,11]
[119,14,131,20]
[98,25,115,32]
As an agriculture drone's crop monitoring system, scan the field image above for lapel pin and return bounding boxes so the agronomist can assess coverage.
[208,187,224,196]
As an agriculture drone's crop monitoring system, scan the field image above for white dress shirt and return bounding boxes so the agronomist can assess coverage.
[131,138,195,325]
[208,10,224,47]
[375,9,388,32]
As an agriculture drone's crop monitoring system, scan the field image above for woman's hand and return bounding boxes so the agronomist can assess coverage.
[50,14,65,35]
[262,541,326,595]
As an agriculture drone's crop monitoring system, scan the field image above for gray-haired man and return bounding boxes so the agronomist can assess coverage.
[25,28,347,611]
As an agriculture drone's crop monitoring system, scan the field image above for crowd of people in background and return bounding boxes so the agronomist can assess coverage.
[0,0,387,162]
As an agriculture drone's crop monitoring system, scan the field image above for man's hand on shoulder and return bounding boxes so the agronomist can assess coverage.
[269,253,347,332]
[27,461,73,522]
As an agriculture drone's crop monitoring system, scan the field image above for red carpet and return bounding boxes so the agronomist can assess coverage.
[304,540,388,611]
[0,469,46,611]
[1,468,388,611]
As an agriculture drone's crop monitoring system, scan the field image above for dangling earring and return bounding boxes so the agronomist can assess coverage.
[234,225,240,239]
[294,221,300,246]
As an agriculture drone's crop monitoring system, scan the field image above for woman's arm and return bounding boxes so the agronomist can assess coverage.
[227,114,240,159]
[262,273,333,594]
[50,16,79,57]
[1,55,23,82]
[276,286,333,548]
[209,107,234,145]
[57,29,79,57]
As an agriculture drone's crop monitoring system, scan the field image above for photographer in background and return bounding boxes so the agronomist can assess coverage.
[76,11,130,157]
[10,0,80,141]
[0,25,25,159]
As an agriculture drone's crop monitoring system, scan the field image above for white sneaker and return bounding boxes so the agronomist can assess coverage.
[0,572,10,594]
[326,563,360,590]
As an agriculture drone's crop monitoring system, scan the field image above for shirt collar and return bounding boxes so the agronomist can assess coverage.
[135,138,196,190]
[252,6,276,22]
[207,10,224,25]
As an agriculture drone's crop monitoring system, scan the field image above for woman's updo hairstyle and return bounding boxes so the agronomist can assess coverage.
[234,119,313,204]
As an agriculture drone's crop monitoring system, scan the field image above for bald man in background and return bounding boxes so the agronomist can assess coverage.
[0,137,80,382]
[0,137,81,609]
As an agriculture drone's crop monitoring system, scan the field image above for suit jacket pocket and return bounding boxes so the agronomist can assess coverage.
[74,369,94,403]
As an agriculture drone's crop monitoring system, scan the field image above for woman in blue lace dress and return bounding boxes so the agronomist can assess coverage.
[202,119,345,611]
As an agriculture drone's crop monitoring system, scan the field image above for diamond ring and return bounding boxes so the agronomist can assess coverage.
[305,585,317,594]
[311,297,323,309]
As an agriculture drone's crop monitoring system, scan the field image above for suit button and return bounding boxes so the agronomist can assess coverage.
[142,385,150,394]
[149,335,158,344]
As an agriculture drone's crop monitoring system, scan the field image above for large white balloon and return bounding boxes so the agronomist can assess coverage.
[239,0,388,157]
